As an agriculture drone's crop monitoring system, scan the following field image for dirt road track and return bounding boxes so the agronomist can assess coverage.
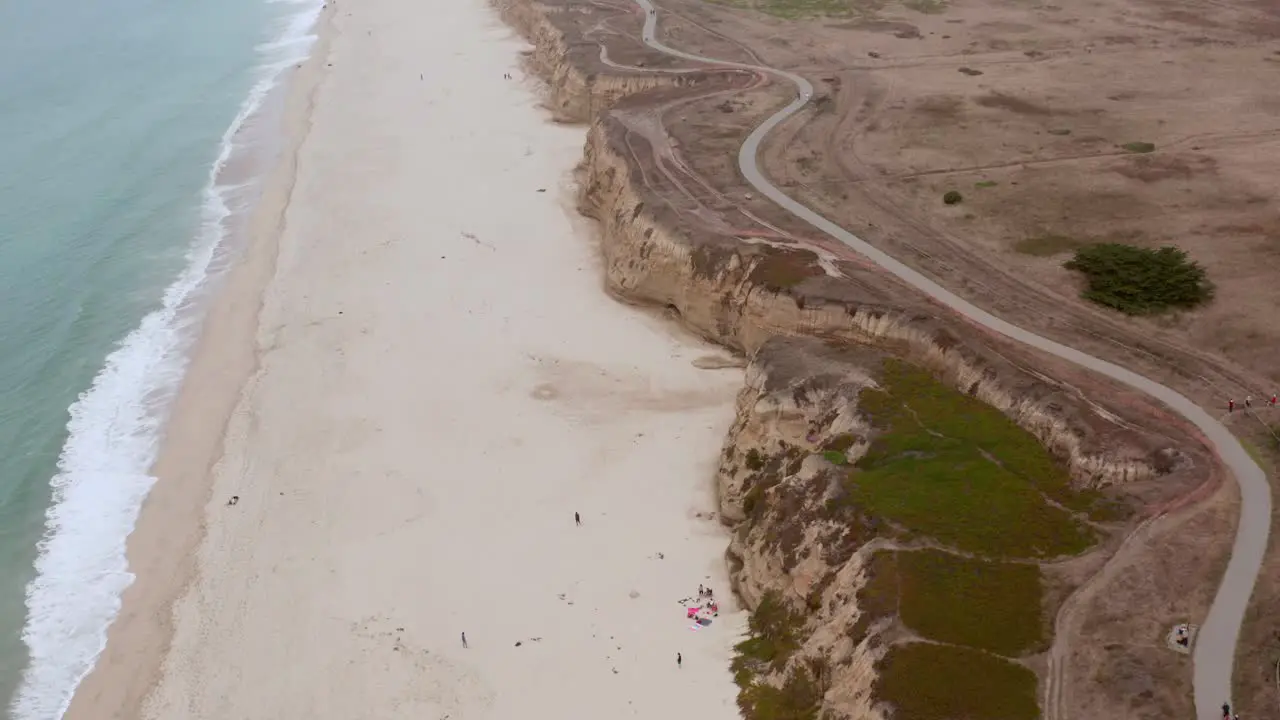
[625,1,1270,716]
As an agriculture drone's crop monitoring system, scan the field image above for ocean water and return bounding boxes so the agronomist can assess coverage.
[0,0,322,716]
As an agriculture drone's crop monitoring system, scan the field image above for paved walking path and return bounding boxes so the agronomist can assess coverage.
[625,2,1270,716]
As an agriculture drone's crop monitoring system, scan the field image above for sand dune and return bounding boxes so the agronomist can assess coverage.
[119,0,745,717]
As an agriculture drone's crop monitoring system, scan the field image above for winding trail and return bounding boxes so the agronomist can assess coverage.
[625,1,1270,717]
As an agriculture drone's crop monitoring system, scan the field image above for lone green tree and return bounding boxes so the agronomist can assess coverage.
[1064,243,1213,315]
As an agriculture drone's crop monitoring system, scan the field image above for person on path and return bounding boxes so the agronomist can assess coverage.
[1222,702,1230,719]
[1229,399,1235,413]
[575,512,581,526]
[1246,396,1253,408]
[677,652,682,668]
[461,632,468,649]
[1271,393,1277,407]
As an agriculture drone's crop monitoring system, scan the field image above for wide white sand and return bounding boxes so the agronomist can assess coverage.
[129,0,745,717]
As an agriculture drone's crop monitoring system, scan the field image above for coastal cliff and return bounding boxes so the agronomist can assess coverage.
[497,0,688,120]
[578,115,1171,489]
[494,0,1217,717]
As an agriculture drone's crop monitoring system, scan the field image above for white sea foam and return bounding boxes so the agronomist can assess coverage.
[9,1,324,718]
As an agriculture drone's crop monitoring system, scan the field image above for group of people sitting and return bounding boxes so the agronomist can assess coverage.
[685,585,719,620]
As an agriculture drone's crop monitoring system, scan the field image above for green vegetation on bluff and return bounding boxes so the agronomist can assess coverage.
[876,643,1039,720]
[852,548,1046,652]
[843,360,1098,717]
[733,591,804,676]
[843,359,1097,558]
[898,550,1046,655]
[732,592,822,720]
[737,660,826,720]
[732,358,1111,719]
[1064,243,1213,315]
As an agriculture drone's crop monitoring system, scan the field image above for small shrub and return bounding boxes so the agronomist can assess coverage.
[821,433,857,452]
[943,190,964,205]
[746,448,766,471]
[974,180,998,188]
[1047,128,1072,136]
[821,450,847,465]
[1121,141,1156,153]
[958,67,984,76]
[1064,243,1213,314]
[738,662,826,720]
[733,597,815,719]
[734,591,805,670]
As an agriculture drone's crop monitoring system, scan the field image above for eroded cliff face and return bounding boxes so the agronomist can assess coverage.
[716,339,888,719]
[495,0,686,120]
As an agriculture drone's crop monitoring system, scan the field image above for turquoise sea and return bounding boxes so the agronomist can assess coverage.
[0,0,321,716]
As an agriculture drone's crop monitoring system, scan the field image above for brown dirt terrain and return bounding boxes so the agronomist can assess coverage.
[495,0,1280,716]
[671,0,1280,397]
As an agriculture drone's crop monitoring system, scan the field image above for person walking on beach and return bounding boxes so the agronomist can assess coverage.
[575,511,581,526]
[677,653,682,668]
[461,632,468,649]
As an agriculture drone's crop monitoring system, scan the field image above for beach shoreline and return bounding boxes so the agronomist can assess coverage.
[62,0,745,717]
[59,3,339,718]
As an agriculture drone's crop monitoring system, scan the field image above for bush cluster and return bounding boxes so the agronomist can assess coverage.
[1064,243,1213,314]
[732,592,823,720]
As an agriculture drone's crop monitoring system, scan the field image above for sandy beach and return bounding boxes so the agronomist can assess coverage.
[61,0,746,717]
